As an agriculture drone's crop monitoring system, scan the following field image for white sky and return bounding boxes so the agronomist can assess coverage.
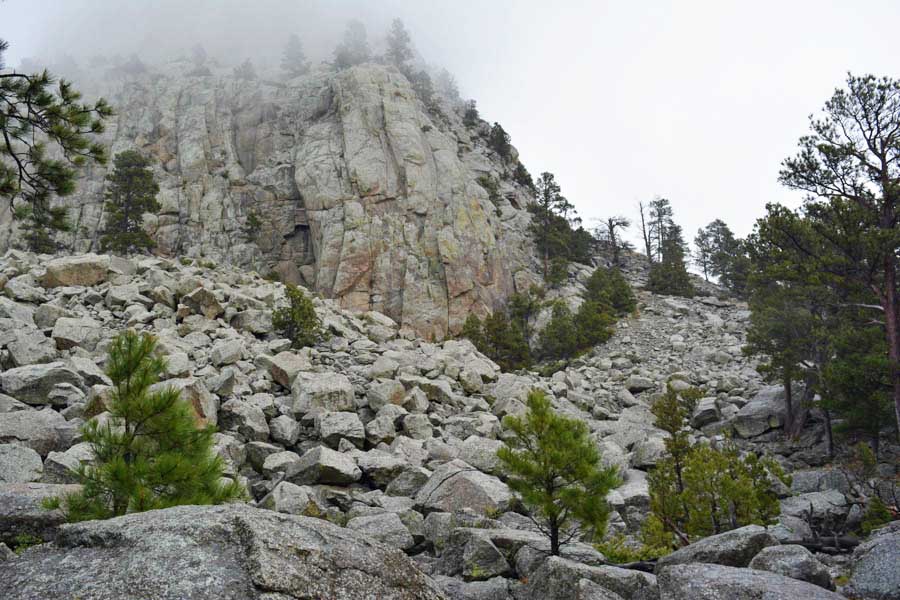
[3,0,899,248]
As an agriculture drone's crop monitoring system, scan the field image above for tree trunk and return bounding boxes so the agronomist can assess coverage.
[550,520,560,556]
[882,256,900,441]
[783,377,794,436]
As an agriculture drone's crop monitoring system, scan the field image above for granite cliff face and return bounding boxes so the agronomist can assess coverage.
[0,62,538,339]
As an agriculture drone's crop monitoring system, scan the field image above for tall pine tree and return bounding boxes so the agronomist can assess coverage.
[100,150,160,254]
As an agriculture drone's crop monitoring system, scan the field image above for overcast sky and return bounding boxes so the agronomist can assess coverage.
[3,0,899,247]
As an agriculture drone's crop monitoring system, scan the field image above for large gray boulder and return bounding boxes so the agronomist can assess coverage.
[657,563,845,599]
[779,490,850,527]
[318,411,365,448]
[845,523,900,600]
[733,385,789,438]
[521,556,656,600]
[655,525,778,572]
[0,408,69,456]
[0,504,447,599]
[219,399,269,441]
[0,362,84,405]
[748,544,833,590]
[40,254,109,288]
[346,512,415,551]
[292,371,355,414]
[415,459,511,515]
[0,482,79,545]
[0,444,43,483]
[51,316,102,351]
[290,446,362,485]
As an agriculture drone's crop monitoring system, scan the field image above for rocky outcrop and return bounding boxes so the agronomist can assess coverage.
[0,504,447,600]
[0,63,538,339]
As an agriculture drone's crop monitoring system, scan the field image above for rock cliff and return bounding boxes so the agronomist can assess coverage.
[0,62,538,339]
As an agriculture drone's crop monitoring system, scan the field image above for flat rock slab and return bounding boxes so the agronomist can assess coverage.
[0,504,447,600]
[657,563,845,600]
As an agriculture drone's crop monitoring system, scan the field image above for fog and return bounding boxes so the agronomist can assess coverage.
[4,0,900,248]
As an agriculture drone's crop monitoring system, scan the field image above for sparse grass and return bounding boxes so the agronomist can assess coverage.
[11,533,43,555]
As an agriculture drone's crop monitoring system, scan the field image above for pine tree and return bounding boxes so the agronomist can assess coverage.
[488,122,512,160]
[584,266,636,316]
[649,197,674,262]
[538,301,579,362]
[281,34,310,77]
[644,386,787,549]
[822,325,894,454]
[498,390,619,555]
[595,216,631,268]
[333,20,371,70]
[647,223,695,297]
[272,284,324,349]
[100,150,160,254]
[462,100,480,127]
[1,39,112,251]
[54,331,244,521]
[385,18,414,75]
[481,310,531,371]
[694,226,715,281]
[777,74,900,438]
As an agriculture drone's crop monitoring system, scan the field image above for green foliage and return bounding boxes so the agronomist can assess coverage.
[488,122,511,160]
[584,267,636,316]
[272,284,325,349]
[13,196,72,253]
[538,302,579,362]
[281,34,310,77]
[773,73,900,437]
[460,288,543,371]
[596,534,669,563]
[466,310,532,372]
[574,300,615,349]
[11,533,43,555]
[497,390,619,555]
[1,39,112,251]
[861,497,893,535]
[695,220,749,296]
[513,162,535,191]
[529,172,592,281]
[462,100,480,127]
[821,325,893,452]
[333,20,370,69]
[410,70,440,113]
[647,224,694,297]
[243,211,263,239]
[477,174,501,205]
[546,256,569,287]
[645,386,786,549]
[461,313,485,348]
[55,331,243,522]
[100,150,160,254]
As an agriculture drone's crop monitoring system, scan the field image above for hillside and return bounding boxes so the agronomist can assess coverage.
[0,251,895,599]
